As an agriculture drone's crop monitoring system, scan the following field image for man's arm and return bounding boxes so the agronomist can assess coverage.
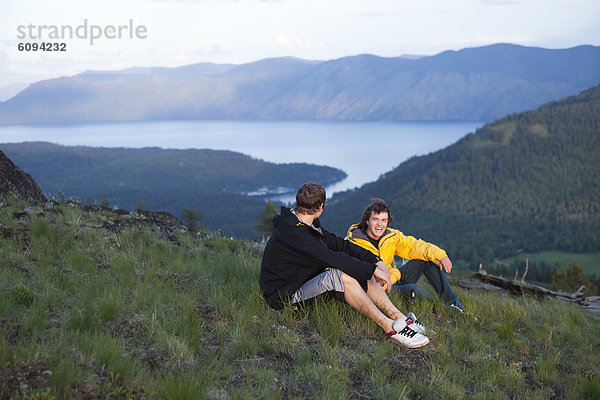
[439,256,453,273]
[322,229,381,264]
[277,232,377,282]
[373,261,392,293]
[394,231,449,268]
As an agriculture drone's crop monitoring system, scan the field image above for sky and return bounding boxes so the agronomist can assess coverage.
[1,0,599,91]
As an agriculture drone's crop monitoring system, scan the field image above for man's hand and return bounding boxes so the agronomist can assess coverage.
[439,256,453,273]
[373,261,392,293]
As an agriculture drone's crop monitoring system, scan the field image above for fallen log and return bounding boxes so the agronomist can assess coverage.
[580,296,600,314]
[470,272,585,302]
[456,280,503,292]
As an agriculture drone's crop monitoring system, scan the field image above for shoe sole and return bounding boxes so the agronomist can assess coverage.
[405,336,429,348]
[389,336,430,349]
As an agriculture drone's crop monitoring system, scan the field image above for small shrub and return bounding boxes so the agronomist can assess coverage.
[11,284,35,307]
[157,372,208,400]
[66,249,95,272]
[51,358,82,396]
[68,307,99,332]
[204,238,244,253]
[98,294,122,322]
[113,253,135,276]
[582,376,600,400]
[0,287,11,315]
[84,333,137,376]
[19,388,56,400]
[29,216,52,239]
[0,335,12,364]
[25,307,48,332]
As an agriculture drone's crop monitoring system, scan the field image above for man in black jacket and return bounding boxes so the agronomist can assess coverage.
[259,182,429,348]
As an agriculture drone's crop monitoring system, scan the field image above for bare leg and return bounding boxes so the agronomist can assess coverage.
[366,277,405,322]
[341,273,396,332]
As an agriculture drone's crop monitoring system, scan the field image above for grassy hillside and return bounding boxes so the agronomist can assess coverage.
[501,251,600,277]
[323,85,600,268]
[0,142,345,239]
[1,197,599,399]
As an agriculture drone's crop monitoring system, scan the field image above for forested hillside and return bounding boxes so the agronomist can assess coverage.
[322,85,600,267]
[0,143,345,238]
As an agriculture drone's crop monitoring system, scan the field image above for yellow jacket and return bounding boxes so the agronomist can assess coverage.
[345,223,447,285]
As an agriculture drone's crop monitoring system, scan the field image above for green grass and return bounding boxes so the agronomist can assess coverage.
[502,251,600,276]
[1,197,599,399]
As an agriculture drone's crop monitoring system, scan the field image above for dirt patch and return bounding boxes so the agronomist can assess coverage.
[95,369,146,399]
[384,347,430,385]
[0,361,52,399]
[196,300,220,325]
[348,371,374,399]
[68,381,100,400]
[0,223,12,239]
[1,317,22,344]
[1,222,30,253]
[104,318,146,340]
[142,347,170,371]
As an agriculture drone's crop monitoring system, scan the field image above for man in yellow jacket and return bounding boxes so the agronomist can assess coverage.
[346,198,464,313]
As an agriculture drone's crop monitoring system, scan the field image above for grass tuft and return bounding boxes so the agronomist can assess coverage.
[10,284,35,307]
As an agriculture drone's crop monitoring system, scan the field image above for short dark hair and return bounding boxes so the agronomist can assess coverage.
[357,198,393,231]
[295,182,326,215]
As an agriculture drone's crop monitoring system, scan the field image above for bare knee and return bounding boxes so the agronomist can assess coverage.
[341,273,360,289]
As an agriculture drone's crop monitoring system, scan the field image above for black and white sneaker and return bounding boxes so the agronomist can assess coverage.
[405,312,427,335]
[387,320,429,349]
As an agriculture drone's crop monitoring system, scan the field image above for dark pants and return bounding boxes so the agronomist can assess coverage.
[395,260,458,304]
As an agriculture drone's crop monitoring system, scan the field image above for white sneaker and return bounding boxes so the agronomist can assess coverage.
[387,320,429,349]
[405,312,427,335]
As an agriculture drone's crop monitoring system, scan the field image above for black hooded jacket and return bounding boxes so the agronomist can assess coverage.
[260,206,379,309]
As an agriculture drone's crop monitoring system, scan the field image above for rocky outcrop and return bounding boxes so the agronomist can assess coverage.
[0,150,46,203]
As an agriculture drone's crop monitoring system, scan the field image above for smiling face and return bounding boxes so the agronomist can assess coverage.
[366,211,389,240]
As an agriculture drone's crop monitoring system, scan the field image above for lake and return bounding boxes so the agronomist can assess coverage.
[0,120,482,200]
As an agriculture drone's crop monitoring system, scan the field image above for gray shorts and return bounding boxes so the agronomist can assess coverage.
[291,268,345,304]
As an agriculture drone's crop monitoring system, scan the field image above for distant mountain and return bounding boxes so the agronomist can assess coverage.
[0,143,345,238]
[0,82,28,102]
[1,44,599,124]
[321,85,600,266]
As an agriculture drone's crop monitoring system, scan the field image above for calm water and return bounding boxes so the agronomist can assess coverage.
[0,120,482,200]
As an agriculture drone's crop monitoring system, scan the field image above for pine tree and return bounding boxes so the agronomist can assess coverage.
[255,201,278,240]
[551,262,597,296]
[136,195,147,212]
[181,208,203,231]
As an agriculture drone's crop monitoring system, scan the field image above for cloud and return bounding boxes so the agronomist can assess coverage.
[195,42,232,55]
[476,0,521,4]
[150,0,290,2]
[276,34,324,50]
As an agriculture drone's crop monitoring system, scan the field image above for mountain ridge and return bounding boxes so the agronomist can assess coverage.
[2,43,599,124]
